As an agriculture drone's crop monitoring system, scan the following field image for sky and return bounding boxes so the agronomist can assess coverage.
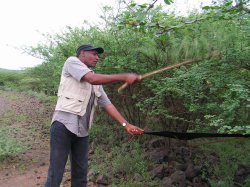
[0,0,212,70]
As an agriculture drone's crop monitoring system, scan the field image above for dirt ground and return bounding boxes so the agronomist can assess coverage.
[0,91,71,187]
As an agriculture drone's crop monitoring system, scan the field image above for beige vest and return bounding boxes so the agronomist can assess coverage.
[55,75,101,127]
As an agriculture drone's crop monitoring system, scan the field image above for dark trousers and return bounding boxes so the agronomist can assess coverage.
[44,121,89,187]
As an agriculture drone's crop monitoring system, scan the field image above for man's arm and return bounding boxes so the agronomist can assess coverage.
[103,104,144,135]
[82,72,141,85]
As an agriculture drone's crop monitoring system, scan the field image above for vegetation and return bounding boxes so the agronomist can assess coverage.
[0,0,249,186]
[202,140,250,186]
[0,128,25,162]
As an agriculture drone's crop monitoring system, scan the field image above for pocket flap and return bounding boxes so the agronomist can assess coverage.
[63,92,85,102]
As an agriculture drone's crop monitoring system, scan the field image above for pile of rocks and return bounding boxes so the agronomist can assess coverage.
[144,138,212,187]
[88,137,250,186]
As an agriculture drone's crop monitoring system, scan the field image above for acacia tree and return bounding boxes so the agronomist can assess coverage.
[123,0,250,133]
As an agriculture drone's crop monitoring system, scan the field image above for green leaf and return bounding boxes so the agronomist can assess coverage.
[164,0,173,5]
[130,3,137,7]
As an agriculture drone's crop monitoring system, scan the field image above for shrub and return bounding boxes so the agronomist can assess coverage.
[0,128,26,162]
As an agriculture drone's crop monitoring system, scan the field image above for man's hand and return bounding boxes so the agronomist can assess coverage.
[125,73,142,85]
[125,123,144,135]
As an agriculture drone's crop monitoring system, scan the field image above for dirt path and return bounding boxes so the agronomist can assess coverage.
[0,91,51,187]
[0,91,75,187]
[0,95,7,115]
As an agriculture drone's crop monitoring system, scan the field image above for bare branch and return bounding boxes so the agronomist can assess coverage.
[145,0,159,14]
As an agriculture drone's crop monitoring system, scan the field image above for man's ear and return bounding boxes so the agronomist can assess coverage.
[78,51,84,58]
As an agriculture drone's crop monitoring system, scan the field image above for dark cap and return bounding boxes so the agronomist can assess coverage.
[76,43,104,56]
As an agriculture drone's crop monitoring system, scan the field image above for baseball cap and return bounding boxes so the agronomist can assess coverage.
[76,43,104,56]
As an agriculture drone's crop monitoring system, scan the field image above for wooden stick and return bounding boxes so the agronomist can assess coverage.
[117,51,221,93]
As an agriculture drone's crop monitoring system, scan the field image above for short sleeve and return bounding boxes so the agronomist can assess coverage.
[63,57,92,81]
[97,86,112,107]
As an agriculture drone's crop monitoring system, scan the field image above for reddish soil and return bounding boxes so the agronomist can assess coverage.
[0,91,72,187]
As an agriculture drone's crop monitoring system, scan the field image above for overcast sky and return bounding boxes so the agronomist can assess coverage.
[0,0,212,70]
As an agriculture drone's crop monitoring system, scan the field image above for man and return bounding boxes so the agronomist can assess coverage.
[44,43,144,187]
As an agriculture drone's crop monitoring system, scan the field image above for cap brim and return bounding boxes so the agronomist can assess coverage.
[86,47,104,54]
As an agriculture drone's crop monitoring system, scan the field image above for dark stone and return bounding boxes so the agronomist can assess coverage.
[185,162,201,180]
[164,166,176,176]
[170,170,186,187]
[193,181,210,187]
[168,160,186,171]
[144,150,169,164]
[193,176,202,183]
[133,173,144,182]
[162,177,172,187]
[146,138,168,149]
[193,183,205,187]
[150,164,165,179]
[236,164,250,176]
[168,151,177,161]
[234,164,250,184]
[96,175,109,185]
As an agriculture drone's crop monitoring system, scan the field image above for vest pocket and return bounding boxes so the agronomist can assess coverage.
[60,95,85,113]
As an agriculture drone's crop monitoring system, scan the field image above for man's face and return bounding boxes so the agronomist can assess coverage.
[79,50,100,68]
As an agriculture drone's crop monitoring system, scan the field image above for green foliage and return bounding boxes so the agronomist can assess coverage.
[243,179,250,187]
[112,142,147,176]
[164,0,173,5]
[201,140,250,186]
[0,128,25,162]
[117,179,160,187]
[0,69,25,90]
[89,122,155,185]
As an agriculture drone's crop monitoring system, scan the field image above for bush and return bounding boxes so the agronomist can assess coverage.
[0,128,26,162]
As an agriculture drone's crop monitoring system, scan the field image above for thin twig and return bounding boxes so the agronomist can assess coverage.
[145,0,159,14]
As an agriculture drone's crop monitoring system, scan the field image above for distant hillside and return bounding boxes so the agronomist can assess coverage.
[0,68,23,73]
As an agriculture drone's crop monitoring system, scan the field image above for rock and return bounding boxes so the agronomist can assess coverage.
[96,175,109,185]
[168,151,178,162]
[150,164,165,179]
[192,176,210,187]
[97,184,106,187]
[87,182,96,187]
[193,181,210,187]
[181,146,192,158]
[162,177,172,187]
[236,164,250,176]
[193,176,202,183]
[170,170,186,187]
[144,150,169,164]
[185,162,201,180]
[164,166,176,176]
[146,138,168,149]
[133,173,144,182]
[88,169,99,182]
[234,164,250,184]
[89,149,94,154]
[168,160,186,171]
[40,162,46,166]
[193,183,205,187]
